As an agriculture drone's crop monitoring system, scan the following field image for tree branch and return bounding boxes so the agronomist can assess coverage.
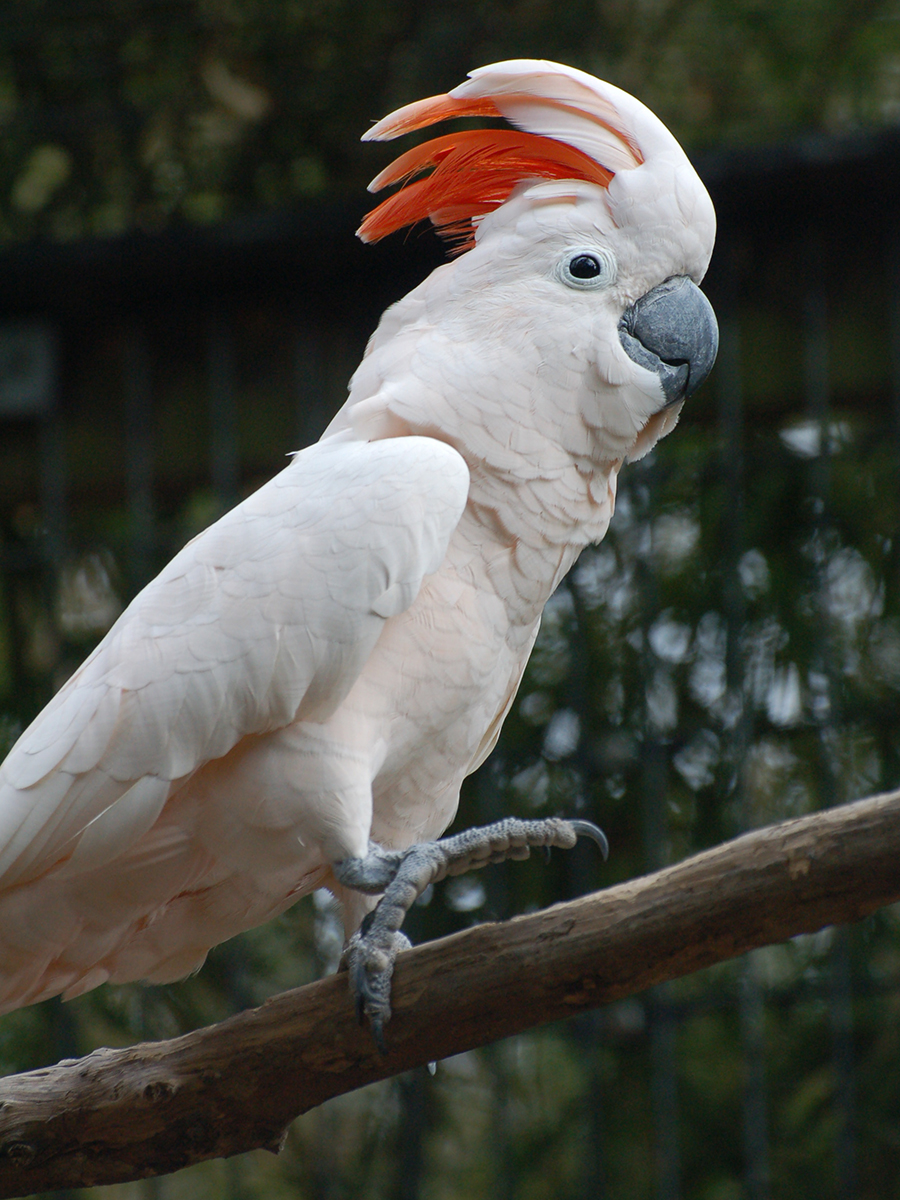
[1,787,899,1196]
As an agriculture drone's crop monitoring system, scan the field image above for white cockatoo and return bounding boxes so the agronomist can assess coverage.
[0,60,716,1043]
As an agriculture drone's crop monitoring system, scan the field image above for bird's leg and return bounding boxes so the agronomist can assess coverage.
[333,816,608,1052]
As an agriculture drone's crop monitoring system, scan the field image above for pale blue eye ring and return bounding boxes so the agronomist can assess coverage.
[557,247,617,290]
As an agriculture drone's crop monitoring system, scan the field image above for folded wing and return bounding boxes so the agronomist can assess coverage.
[0,436,469,890]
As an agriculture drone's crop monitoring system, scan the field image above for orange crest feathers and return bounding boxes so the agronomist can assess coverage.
[357,88,618,250]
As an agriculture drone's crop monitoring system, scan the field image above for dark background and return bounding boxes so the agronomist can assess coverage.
[1,3,900,1197]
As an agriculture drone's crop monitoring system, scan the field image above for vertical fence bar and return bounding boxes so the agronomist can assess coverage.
[208,310,239,510]
[644,680,681,1200]
[565,579,609,1196]
[716,248,772,1199]
[575,1010,608,1200]
[802,235,858,1200]
[38,334,65,572]
[889,227,900,598]
[490,1042,517,1200]
[123,326,154,593]
[36,330,65,710]
[0,322,61,717]
[394,1069,430,1200]
[881,224,900,791]
[635,462,682,1200]
[830,929,857,1200]
[294,323,330,446]
[648,988,681,1200]
[739,963,771,1200]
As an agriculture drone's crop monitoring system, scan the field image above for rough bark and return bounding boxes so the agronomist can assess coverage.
[1,788,899,1196]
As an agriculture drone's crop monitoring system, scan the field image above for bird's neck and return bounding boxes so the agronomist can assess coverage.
[327,316,623,606]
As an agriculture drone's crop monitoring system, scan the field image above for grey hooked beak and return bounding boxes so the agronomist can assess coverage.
[618,276,718,406]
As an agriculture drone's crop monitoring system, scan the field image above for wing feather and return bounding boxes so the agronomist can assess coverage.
[0,436,469,887]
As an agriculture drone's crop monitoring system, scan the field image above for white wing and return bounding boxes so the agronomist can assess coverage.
[0,435,469,889]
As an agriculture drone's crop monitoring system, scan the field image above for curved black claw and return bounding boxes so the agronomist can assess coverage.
[370,1015,388,1056]
[352,969,367,1026]
[344,925,411,1055]
[351,958,390,1054]
[569,819,610,861]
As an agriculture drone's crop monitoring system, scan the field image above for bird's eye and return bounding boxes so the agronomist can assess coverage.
[557,248,616,290]
[570,255,601,279]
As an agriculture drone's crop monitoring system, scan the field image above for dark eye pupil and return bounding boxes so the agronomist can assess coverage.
[569,254,601,279]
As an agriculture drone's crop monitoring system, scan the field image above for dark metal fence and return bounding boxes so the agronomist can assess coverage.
[2,132,900,1198]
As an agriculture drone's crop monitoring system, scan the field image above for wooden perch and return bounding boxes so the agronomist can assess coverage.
[0,787,899,1196]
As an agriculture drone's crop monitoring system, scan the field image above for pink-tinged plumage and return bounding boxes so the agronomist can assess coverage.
[0,60,716,1014]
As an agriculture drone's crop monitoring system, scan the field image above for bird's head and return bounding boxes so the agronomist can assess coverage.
[355,59,718,466]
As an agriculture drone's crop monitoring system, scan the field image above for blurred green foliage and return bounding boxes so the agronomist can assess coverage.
[2,2,900,1198]
[0,0,898,242]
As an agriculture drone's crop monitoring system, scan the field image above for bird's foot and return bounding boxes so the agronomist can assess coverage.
[341,921,412,1054]
[334,816,607,1051]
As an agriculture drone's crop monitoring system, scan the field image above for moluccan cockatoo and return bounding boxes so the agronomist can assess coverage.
[0,60,716,1046]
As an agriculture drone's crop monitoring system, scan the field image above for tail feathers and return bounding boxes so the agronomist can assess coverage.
[0,856,331,1014]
